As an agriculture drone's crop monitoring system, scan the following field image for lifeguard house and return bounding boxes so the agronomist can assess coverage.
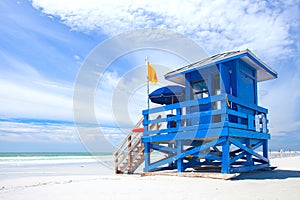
[114,49,278,174]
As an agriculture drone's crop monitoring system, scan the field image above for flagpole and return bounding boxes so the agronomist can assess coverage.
[145,56,150,111]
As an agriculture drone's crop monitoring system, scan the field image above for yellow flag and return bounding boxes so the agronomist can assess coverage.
[147,61,158,84]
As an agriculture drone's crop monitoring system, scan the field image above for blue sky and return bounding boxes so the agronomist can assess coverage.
[0,0,299,152]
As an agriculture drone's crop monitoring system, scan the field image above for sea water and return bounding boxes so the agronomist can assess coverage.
[0,152,115,180]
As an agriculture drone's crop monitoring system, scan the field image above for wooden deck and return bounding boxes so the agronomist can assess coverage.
[140,170,240,180]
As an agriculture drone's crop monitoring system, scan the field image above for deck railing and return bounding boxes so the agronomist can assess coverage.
[142,93,268,137]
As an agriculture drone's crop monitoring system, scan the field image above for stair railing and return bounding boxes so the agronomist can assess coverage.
[114,114,161,174]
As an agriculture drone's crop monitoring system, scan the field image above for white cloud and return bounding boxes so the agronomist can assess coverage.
[0,121,78,143]
[73,54,81,61]
[259,70,300,135]
[29,0,300,133]
[74,123,127,149]
[0,120,124,149]
[93,51,189,130]
[31,0,299,60]
[0,79,72,119]
[1,0,297,151]
[0,55,73,120]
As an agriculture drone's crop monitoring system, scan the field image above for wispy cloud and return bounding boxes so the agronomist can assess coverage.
[260,68,300,135]
[0,0,99,82]
[31,0,299,60]
[0,0,97,121]
[0,120,77,143]
[1,0,299,151]
[0,52,73,120]
[0,119,125,150]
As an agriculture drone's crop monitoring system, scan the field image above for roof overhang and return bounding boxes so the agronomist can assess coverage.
[164,49,278,85]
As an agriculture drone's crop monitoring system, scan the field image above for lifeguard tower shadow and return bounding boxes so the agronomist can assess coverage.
[233,169,300,180]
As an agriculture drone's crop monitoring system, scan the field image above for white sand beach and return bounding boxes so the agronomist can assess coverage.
[1,156,300,200]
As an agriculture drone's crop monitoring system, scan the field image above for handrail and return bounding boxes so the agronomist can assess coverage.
[113,117,144,156]
[114,114,162,173]
[113,132,133,156]
[227,94,268,114]
[142,93,269,137]
[114,132,140,163]
[115,136,141,168]
[120,145,144,171]
[120,144,144,172]
[143,94,226,115]
[146,109,225,125]
[113,131,138,157]
[143,95,227,129]
[149,114,162,130]
[135,116,145,128]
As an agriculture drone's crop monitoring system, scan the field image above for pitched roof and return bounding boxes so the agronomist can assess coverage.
[164,49,278,85]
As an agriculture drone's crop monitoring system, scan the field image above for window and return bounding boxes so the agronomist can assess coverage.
[212,74,220,95]
[192,80,208,99]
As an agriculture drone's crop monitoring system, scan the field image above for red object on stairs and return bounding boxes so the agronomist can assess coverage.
[132,127,144,133]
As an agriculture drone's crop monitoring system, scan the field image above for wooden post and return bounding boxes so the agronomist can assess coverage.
[263,139,269,163]
[143,112,149,135]
[128,134,132,172]
[219,63,228,123]
[221,137,230,174]
[115,152,119,173]
[185,73,192,126]
[144,142,151,172]
[176,108,181,129]
[168,142,174,168]
[246,138,253,165]
[176,140,183,172]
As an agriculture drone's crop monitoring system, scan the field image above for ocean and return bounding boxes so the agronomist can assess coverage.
[1,151,299,181]
[0,152,115,180]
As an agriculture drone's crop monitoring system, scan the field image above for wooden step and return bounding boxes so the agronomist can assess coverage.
[114,115,162,174]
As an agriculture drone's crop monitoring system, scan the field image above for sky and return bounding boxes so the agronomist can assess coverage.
[0,0,299,152]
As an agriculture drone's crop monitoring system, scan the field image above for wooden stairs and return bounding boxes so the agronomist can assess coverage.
[114,115,161,174]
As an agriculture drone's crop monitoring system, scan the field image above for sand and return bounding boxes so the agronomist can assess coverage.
[1,156,300,200]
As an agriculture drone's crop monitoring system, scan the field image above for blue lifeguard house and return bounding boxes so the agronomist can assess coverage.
[114,49,278,174]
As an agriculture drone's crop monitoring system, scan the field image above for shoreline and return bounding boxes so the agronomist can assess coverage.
[0,156,300,200]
